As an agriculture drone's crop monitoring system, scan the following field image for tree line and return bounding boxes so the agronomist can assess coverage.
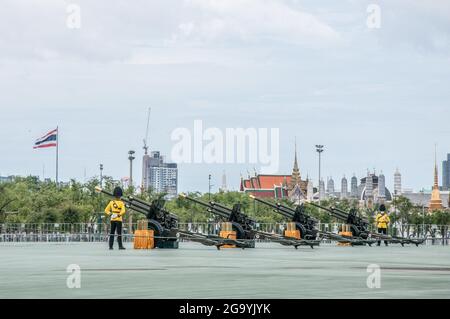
[0,176,449,228]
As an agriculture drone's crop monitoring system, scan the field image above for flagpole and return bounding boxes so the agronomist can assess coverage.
[56,126,59,185]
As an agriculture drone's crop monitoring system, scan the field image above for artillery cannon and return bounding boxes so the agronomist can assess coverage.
[309,203,370,239]
[309,202,425,246]
[180,194,319,249]
[179,193,256,248]
[95,186,179,248]
[249,195,318,240]
[249,196,364,245]
[96,187,248,250]
[308,202,376,245]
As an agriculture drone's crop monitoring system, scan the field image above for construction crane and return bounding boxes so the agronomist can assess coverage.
[141,107,152,193]
[143,107,151,155]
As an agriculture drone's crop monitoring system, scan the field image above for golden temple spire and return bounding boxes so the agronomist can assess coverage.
[291,138,300,187]
[434,144,439,189]
[429,144,443,212]
[293,137,299,170]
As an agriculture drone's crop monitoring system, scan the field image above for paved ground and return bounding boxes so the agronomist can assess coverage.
[0,242,449,299]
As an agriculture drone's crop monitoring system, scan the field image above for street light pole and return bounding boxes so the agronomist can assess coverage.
[208,174,212,201]
[421,190,425,238]
[128,150,135,235]
[128,150,135,188]
[99,164,103,188]
[98,163,104,231]
[315,145,324,204]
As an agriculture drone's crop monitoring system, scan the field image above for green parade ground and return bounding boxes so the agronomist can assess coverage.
[0,242,449,299]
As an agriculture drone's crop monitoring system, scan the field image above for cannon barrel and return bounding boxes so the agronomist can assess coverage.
[330,206,369,224]
[128,195,176,218]
[179,193,212,208]
[209,201,233,213]
[180,193,257,227]
[307,202,349,222]
[95,186,118,199]
[250,195,319,224]
[250,195,294,219]
[126,201,150,216]
[179,193,232,219]
[307,202,334,214]
[274,203,319,224]
[308,201,369,225]
[208,202,236,219]
[274,204,297,219]
[329,208,349,220]
[206,208,232,219]
[250,195,279,210]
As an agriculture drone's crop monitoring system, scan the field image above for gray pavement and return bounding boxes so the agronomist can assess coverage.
[0,242,449,299]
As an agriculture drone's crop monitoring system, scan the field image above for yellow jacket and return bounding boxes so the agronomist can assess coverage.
[105,200,126,222]
[375,213,390,229]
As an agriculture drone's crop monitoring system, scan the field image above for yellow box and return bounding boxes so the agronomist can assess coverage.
[219,230,237,248]
[284,229,301,239]
[133,229,155,249]
[337,230,353,246]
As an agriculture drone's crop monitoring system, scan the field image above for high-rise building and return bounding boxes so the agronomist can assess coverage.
[319,179,325,200]
[307,179,314,201]
[0,176,13,183]
[378,172,386,200]
[326,177,335,194]
[220,171,227,192]
[365,171,373,199]
[142,151,178,198]
[394,168,402,195]
[443,154,450,190]
[340,176,348,199]
[358,173,393,202]
[141,153,150,191]
[350,175,358,198]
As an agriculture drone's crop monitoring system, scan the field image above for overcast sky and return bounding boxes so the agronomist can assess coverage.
[1,0,449,193]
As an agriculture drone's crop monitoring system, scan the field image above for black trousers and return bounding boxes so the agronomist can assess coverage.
[377,228,388,246]
[109,221,124,248]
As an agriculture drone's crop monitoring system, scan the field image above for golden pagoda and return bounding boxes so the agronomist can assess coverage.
[290,140,301,189]
[288,139,308,202]
[429,148,443,212]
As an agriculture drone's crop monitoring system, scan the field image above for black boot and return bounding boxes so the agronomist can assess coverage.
[109,236,114,250]
[117,234,125,250]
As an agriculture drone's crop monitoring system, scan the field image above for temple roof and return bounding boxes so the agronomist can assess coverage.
[241,174,292,190]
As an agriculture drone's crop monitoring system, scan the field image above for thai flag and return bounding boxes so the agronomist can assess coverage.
[34,128,58,149]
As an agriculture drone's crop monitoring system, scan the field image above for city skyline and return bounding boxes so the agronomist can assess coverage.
[1,125,447,194]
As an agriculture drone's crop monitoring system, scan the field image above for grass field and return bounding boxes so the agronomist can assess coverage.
[1,242,449,299]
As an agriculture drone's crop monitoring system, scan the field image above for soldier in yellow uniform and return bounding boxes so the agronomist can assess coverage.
[105,186,126,250]
[375,204,390,246]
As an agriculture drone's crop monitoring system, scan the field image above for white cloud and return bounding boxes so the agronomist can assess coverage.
[172,0,340,47]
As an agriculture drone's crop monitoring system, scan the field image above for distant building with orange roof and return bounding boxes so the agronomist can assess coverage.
[240,144,308,201]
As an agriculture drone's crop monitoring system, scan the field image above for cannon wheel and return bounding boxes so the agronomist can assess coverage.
[350,225,360,238]
[230,222,246,240]
[148,219,164,245]
[165,229,179,242]
[295,223,307,239]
